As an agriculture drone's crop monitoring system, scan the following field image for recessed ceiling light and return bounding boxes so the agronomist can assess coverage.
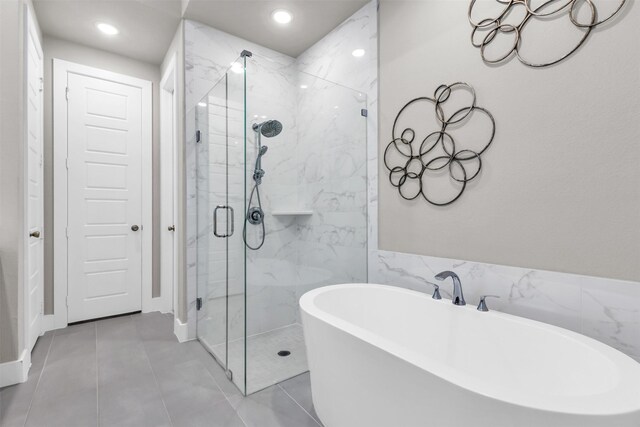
[198,102,207,107]
[96,22,119,36]
[230,62,244,74]
[272,9,293,24]
[300,84,308,89]
[352,49,365,57]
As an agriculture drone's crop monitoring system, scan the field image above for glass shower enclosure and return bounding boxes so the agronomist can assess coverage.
[193,53,367,395]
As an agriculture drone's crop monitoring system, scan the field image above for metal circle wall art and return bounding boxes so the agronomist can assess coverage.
[468,0,627,67]
[384,83,495,206]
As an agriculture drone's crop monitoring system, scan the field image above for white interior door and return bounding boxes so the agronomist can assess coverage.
[66,72,143,322]
[26,11,43,350]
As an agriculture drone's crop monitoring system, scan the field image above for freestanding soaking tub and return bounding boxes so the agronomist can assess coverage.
[300,284,640,427]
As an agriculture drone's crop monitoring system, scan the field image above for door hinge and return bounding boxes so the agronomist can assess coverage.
[39,77,44,93]
[65,158,70,170]
[66,296,70,307]
[361,108,368,117]
[65,227,69,238]
[65,87,69,101]
[196,297,203,311]
[196,130,201,143]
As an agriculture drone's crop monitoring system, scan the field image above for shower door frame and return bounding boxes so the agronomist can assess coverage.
[195,55,248,395]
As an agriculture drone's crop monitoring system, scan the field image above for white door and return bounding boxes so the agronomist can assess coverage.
[66,72,143,322]
[26,12,43,350]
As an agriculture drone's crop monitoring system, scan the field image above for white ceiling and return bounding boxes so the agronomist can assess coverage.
[33,0,183,64]
[182,0,370,57]
[33,0,370,65]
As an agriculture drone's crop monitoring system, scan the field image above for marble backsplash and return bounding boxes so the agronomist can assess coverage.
[372,250,640,361]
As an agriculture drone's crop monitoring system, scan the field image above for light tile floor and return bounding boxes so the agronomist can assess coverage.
[0,312,322,427]
[210,324,308,394]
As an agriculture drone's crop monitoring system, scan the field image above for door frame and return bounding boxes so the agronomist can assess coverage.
[52,59,153,328]
[23,4,43,351]
[159,53,178,314]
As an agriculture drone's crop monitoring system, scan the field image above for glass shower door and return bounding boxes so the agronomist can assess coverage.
[195,57,247,394]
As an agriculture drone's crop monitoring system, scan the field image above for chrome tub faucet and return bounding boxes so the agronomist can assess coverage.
[434,271,466,306]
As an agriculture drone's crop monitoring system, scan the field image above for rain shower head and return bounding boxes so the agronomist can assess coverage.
[253,120,283,138]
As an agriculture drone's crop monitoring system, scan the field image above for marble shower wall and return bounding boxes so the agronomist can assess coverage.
[184,3,373,341]
[243,57,300,337]
[293,1,377,311]
[185,20,299,341]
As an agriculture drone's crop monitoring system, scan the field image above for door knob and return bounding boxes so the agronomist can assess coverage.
[168,225,175,231]
[29,231,40,238]
[131,225,140,232]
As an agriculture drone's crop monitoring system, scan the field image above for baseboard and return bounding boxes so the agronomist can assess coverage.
[150,296,172,314]
[0,348,31,387]
[41,314,61,334]
[174,317,191,343]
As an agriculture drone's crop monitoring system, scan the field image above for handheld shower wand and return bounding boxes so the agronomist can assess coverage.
[243,120,282,250]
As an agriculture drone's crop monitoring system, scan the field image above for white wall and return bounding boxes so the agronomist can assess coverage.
[378,0,640,281]
[0,0,27,363]
[41,37,162,314]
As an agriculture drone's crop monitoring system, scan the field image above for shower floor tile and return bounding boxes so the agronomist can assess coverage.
[210,323,308,394]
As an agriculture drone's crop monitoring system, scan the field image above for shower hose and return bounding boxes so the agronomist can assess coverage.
[243,182,266,250]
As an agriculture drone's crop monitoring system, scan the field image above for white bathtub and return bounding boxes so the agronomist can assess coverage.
[300,284,640,427]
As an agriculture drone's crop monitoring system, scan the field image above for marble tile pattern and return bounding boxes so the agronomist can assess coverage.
[295,1,379,274]
[184,2,373,374]
[293,2,376,314]
[372,250,640,361]
[184,19,300,348]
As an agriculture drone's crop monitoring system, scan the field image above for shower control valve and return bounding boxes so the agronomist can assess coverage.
[253,169,265,184]
[248,207,264,225]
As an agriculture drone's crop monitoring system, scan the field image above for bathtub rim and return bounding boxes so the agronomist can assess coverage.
[300,283,640,418]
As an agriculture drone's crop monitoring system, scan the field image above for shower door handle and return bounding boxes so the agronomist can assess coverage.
[227,206,234,237]
[213,205,234,238]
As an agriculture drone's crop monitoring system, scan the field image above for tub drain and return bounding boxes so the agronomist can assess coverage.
[277,350,291,357]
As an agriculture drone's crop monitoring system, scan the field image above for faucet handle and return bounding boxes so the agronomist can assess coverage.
[477,295,500,312]
[425,282,442,300]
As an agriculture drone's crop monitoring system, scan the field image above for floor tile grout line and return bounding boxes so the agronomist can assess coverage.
[180,341,247,426]
[190,349,243,413]
[277,384,322,427]
[133,315,176,427]
[234,408,250,427]
[21,332,55,427]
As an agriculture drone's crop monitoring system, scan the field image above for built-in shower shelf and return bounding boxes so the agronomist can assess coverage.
[272,210,313,216]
